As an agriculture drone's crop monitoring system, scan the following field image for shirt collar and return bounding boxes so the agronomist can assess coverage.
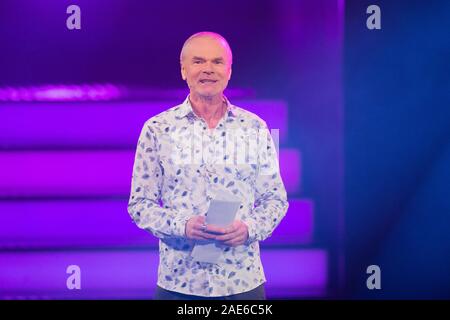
[175,95,237,120]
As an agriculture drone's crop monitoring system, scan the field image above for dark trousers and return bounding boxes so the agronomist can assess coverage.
[154,284,266,300]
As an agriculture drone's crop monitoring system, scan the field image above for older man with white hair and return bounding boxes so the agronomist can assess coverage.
[127,31,288,300]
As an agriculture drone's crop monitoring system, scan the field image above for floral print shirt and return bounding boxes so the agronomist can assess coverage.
[127,96,288,297]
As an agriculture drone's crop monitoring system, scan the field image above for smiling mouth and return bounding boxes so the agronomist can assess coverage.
[199,79,218,84]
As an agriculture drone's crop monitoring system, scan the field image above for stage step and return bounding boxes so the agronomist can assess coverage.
[0,99,288,148]
[0,149,300,196]
[0,248,327,299]
[0,199,313,249]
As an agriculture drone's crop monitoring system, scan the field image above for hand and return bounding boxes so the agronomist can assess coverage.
[185,215,217,241]
[207,220,249,247]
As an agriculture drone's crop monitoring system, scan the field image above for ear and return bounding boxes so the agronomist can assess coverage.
[228,67,232,81]
[181,63,187,81]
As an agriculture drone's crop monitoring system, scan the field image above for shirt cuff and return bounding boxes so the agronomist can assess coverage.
[244,218,258,244]
[172,213,192,238]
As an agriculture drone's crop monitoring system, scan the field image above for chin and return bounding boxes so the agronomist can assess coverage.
[198,90,220,98]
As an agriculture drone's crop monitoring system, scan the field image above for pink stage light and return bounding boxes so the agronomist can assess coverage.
[0,84,122,102]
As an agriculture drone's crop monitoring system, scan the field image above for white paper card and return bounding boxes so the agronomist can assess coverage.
[191,192,241,264]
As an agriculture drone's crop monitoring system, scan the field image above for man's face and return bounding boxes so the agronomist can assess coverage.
[181,36,232,98]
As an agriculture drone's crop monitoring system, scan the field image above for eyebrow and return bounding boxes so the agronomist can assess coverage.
[192,56,225,62]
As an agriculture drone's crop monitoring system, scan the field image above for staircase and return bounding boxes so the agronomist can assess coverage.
[0,92,328,299]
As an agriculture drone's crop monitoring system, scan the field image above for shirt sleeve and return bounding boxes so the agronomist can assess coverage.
[127,121,190,240]
[245,122,289,243]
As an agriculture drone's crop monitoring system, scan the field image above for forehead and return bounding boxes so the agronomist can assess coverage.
[184,36,230,60]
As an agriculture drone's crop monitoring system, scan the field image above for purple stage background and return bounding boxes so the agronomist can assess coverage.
[0,0,344,299]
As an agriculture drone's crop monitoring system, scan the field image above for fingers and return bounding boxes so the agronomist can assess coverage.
[215,221,244,241]
[188,228,216,240]
[195,219,216,238]
[192,230,216,240]
[204,224,227,235]
[188,216,218,240]
[215,228,241,241]
[224,235,246,247]
[223,221,239,234]
[223,229,248,246]
[186,217,248,244]
[186,216,208,240]
[218,221,249,246]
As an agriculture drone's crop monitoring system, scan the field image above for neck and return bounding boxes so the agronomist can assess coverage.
[189,92,226,127]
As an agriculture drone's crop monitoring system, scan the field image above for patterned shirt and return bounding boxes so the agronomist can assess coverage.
[127,96,288,297]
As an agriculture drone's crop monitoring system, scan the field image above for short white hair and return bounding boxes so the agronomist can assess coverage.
[179,31,233,64]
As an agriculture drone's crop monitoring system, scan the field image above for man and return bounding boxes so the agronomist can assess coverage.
[127,31,288,300]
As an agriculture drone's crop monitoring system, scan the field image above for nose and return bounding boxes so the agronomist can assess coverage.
[202,61,214,74]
